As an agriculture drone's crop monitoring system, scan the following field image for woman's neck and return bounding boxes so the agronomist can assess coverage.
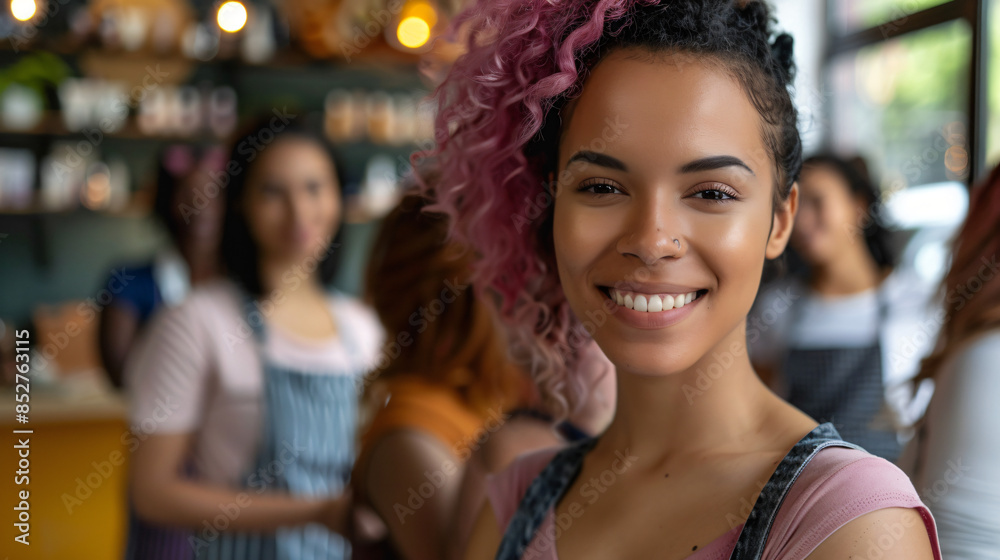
[809,248,883,297]
[177,241,218,285]
[258,256,326,300]
[597,323,773,465]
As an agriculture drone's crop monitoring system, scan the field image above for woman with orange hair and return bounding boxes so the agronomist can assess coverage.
[900,163,1000,558]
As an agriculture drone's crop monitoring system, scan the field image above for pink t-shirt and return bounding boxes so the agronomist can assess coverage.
[486,445,941,559]
[125,280,383,487]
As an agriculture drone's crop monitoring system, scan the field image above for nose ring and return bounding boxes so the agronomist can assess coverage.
[673,238,681,249]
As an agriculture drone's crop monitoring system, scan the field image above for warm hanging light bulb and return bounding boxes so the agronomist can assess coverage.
[397,16,430,49]
[217,1,247,33]
[395,1,437,50]
[10,0,36,21]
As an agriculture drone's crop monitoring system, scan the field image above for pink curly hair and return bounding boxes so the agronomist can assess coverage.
[410,0,662,419]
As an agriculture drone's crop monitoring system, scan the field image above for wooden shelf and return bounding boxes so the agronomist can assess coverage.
[0,113,226,143]
[0,41,422,70]
[0,205,148,218]
[0,373,126,426]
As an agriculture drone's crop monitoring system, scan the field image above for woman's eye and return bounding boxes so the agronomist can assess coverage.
[579,182,624,196]
[691,188,738,201]
[261,185,283,198]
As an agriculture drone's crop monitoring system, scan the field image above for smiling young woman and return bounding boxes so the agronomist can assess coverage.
[417,1,942,559]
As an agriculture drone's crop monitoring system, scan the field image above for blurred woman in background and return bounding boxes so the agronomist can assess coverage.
[900,163,1000,558]
[354,192,615,560]
[99,144,227,389]
[125,116,382,560]
[750,154,938,461]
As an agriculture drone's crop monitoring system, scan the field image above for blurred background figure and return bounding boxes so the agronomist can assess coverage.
[353,190,526,559]
[125,116,383,560]
[899,163,1000,559]
[750,154,938,461]
[98,144,227,389]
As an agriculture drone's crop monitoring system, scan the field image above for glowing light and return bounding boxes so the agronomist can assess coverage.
[10,0,36,21]
[217,1,247,33]
[945,145,969,175]
[397,16,430,49]
[82,171,111,210]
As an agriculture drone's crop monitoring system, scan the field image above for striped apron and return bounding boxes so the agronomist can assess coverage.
[192,295,363,560]
[495,423,863,559]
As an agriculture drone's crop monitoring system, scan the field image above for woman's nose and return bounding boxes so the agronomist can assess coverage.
[615,199,686,265]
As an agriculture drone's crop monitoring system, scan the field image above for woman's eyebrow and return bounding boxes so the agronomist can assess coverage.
[679,155,756,176]
[565,150,628,172]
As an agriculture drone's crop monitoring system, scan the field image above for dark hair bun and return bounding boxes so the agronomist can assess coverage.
[770,32,795,85]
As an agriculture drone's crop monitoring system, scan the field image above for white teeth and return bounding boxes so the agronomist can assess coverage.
[610,289,702,313]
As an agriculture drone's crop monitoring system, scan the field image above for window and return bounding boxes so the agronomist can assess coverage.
[831,0,953,34]
[829,20,972,194]
[823,0,987,283]
[987,0,1000,169]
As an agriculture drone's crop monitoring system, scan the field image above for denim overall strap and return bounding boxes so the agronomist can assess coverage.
[495,437,599,560]
[196,293,363,560]
[729,422,865,559]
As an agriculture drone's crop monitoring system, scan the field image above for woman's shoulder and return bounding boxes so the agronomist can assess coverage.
[327,290,384,347]
[765,445,938,558]
[154,279,242,330]
[929,328,1000,419]
[949,329,1000,368]
[360,377,485,461]
[484,445,564,530]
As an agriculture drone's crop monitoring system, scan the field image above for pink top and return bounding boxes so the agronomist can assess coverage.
[486,445,941,559]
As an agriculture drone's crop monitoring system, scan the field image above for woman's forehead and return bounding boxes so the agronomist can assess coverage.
[558,53,771,179]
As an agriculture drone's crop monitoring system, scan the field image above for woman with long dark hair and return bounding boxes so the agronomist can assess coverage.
[125,115,382,559]
[750,154,939,461]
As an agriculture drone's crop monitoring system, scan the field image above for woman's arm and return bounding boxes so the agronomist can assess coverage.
[449,418,563,560]
[99,302,141,388]
[364,429,465,560]
[806,508,935,559]
[130,432,350,532]
[464,503,502,560]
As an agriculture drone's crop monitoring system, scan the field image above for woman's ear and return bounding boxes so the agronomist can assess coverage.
[765,182,799,260]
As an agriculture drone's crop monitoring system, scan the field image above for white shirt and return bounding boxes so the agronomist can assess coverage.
[899,330,1000,559]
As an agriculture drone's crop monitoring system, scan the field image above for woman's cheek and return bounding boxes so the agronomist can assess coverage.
[697,213,767,296]
[556,205,615,270]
